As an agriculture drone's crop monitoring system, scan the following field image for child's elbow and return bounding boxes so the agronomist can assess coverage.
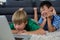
[48,28,56,32]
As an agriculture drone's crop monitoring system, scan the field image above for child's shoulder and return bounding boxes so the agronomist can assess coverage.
[27,18,37,24]
[26,18,40,31]
[9,22,15,30]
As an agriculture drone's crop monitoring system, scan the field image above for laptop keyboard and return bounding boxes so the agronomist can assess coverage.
[15,37,23,40]
[13,34,31,40]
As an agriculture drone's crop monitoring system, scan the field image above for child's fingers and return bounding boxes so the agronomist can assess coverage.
[33,7,37,9]
[52,8,56,15]
[47,10,53,17]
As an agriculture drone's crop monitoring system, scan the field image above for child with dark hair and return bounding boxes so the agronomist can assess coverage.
[34,1,60,32]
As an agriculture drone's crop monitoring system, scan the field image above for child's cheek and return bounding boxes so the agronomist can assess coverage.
[14,26,18,29]
[14,25,20,29]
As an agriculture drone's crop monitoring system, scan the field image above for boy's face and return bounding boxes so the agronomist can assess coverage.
[40,5,53,18]
[14,23,27,31]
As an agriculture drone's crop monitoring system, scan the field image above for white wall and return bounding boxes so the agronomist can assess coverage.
[0,0,6,2]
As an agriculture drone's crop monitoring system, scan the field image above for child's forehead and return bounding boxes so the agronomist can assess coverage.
[40,6,49,10]
[41,6,48,9]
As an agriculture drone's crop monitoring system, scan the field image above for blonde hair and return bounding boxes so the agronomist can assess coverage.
[12,9,27,25]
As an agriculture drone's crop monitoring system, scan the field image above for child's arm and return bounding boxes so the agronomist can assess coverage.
[47,17,56,32]
[11,30,19,34]
[46,7,56,32]
[26,28,46,35]
[38,15,47,28]
[33,7,38,22]
[39,18,46,28]
[11,30,27,34]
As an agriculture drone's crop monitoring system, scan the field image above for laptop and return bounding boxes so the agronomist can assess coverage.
[0,15,31,40]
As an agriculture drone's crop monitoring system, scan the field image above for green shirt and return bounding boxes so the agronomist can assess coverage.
[9,18,41,31]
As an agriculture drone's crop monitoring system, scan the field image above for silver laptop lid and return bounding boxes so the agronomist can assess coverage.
[0,15,15,40]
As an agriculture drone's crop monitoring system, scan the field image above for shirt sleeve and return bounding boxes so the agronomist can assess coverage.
[53,15,60,30]
[38,17,43,24]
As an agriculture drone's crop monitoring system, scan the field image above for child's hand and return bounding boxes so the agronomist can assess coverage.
[33,7,37,14]
[41,12,47,21]
[33,7,37,11]
[47,7,56,18]
[46,12,52,18]
[17,30,27,34]
[41,15,47,23]
[52,7,56,15]
[11,30,19,34]
[22,30,27,33]
[41,11,47,18]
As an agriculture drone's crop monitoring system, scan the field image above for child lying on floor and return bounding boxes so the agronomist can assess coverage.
[9,8,46,35]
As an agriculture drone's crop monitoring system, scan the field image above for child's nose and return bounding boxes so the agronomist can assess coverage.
[15,26,19,29]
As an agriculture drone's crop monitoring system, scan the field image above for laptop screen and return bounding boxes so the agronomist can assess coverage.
[0,15,31,40]
[0,15,15,40]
